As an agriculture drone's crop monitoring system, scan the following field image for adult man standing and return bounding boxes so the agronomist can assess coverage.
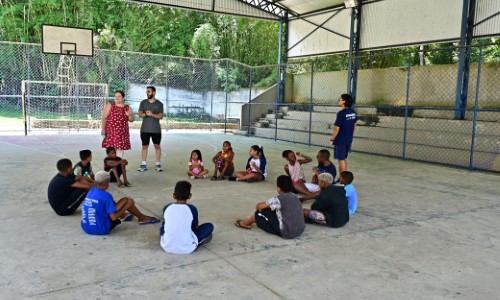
[330,94,357,174]
[138,86,164,172]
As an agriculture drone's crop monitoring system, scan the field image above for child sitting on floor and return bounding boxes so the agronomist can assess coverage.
[160,180,214,254]
[187,149,209,179]
[339,171,358,215]
[211,141,234,180]
[303,173,349,228]
[104,146,131,187]
[235,175,305,239]
[282,150,319,196]
[81,171,159,235]
[311,149,336,184]
[228,145,267,182]
[73,149,95,181]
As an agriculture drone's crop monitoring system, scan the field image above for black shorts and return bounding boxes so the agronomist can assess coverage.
[54,189,87,216]
[109,165,122,182]
[255,208,282,237]
[110,219,121,231]
[141,132,161,145]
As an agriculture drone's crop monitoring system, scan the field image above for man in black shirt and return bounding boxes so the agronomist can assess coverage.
[48,159,93,216]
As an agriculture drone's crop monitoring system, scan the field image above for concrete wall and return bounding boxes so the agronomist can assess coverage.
[240,85,277,128]
[291,63,500,107]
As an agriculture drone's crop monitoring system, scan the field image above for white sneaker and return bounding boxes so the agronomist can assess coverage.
[155,164,163,172]
[137,164,147,172]
[189,176,195,180]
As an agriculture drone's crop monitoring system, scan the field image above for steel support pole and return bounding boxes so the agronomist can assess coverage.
[165,56,169,132]
[247,68,253,136]
[224,60,229,134]
[455,0,477,120]
[347,4,362,105]
[402,53,412,160]
[469,46,483,170]
[308,63,314,146]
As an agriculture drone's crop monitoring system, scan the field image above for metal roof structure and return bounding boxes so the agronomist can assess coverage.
[127,0,499,119]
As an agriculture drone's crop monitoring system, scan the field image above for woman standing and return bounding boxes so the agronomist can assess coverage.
[101,91,134,158]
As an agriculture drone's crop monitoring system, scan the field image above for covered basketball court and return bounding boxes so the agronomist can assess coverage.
[1,0,499,299]
[1,131,499,298]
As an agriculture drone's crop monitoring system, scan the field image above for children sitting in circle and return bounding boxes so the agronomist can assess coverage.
[81,171,159,235]
[211,141,235,180]
[187,149,209,179]
[282,150,320,196]
[229,145,267,182]
[104,146,131,187]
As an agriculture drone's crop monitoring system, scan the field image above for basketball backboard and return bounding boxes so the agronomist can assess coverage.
[42,25,93,57]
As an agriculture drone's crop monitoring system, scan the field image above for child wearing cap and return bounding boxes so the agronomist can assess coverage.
[81,171,159,235]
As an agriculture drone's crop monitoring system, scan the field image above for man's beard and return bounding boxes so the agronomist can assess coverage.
[147,94,153,99]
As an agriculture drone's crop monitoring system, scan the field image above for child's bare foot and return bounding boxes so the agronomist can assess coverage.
[117,181,124,188]
[124,181,132,187]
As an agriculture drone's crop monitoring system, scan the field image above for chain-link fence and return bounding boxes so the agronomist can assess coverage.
[247,45,500,172]
[0,41,498,172]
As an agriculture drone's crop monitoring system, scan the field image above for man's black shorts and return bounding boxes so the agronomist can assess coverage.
[141,132,161,145]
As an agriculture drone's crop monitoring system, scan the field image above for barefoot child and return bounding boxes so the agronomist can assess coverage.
[187,149,209,179]
[282,150,319,196]
[228,145,266,182]
[211,141,234,180]
[235,175,305,239]
[160,181,214,254]
[104,147,131,187]
[81,171,159,235]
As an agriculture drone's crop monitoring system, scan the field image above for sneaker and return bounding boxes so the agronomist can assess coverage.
[137,164,147,172]
[228,176,237,181]
[199,234,212,246]
[155,164,163,172]
[202,174,208,179]
[189,176,195,180]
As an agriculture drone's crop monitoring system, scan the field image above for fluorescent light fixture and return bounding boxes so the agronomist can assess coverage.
[344,0,357,8]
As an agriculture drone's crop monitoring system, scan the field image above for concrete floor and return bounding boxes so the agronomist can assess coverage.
[0,130,499,299]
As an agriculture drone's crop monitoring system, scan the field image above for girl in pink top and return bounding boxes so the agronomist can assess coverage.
[282,150,318,197]
[187,149,209,179]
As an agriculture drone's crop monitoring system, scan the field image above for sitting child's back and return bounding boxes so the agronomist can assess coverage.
[161,203,199,254]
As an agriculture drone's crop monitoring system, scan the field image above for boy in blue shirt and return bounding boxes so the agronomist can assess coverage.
[339,171,358,215]
[330,94,357,174]
[81,171,159,235]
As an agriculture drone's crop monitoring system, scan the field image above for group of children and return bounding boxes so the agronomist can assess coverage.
[47,140,357,254]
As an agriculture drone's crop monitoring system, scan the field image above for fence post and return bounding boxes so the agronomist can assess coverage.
[469,46,483,170]
[224,60,229,134]
[75,56,80,132]
[22,80,27,136]
[308,62,314,146]
[26,45,31,134]
[210,61,215,132]
[247,68,253,136]
[165,56,169,132]
[402,53,412,160]
[124,53,128,98]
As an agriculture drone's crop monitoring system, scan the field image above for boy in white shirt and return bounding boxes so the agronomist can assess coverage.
[160,181,214,254]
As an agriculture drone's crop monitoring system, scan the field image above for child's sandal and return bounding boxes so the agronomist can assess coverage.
[210,176,218,181]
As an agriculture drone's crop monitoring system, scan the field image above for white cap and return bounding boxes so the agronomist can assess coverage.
[95,171,110,184]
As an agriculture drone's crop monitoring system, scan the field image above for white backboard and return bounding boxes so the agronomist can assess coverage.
[42,25,93,56]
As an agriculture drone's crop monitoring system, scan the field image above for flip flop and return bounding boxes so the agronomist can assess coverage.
[117,182,124,188]
[139,217,160,225]
[235,219,251,229]
[119,213,134,222]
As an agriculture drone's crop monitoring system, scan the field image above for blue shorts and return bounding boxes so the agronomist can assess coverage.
[334,145,351,160]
